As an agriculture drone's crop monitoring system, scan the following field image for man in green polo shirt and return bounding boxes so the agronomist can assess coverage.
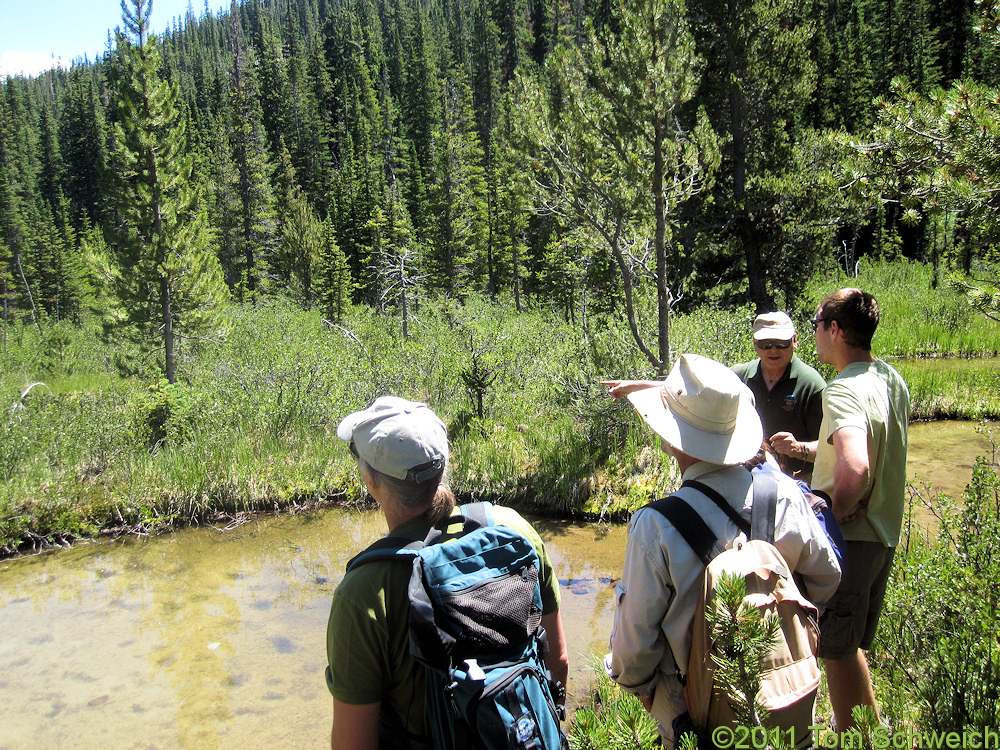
[326,396,568,750]
[810,288,909,734]
[731,311,827,480]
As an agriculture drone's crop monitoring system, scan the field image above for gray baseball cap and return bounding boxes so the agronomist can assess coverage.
[337,396,448,482]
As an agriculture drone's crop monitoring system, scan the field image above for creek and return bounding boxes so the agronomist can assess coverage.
[0,419,993,749]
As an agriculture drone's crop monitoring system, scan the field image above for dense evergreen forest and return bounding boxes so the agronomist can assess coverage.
[2,0,1000,380]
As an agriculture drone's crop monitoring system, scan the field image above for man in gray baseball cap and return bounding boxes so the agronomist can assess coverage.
[326,396,569,749]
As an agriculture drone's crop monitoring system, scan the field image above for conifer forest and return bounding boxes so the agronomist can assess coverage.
[2,0,1000,381]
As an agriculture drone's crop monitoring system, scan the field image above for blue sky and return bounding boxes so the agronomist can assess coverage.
[1,0,227,78]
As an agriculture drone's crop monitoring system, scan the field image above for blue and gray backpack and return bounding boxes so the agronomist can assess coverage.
[346,501,568,750]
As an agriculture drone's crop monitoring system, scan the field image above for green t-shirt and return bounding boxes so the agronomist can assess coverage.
[812,359,910,547]
[325,504,561,740]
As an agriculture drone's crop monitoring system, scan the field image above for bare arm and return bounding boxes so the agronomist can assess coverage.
[831,425,870,522]
[331,699,380,750]
[769,432,818,463]
[542,610,569,697]
[601,379,661,402]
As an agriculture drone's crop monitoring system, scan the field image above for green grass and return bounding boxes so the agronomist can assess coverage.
[2,259,999,553]
[803,258,1000,358]
[895,359,1000,420]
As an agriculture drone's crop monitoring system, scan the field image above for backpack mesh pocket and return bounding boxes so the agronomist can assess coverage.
[438,564,542,652]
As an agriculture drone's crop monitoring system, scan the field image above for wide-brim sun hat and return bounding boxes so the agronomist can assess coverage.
[753,311,796,341]
[337,396,448,482]
[627,353,763,466]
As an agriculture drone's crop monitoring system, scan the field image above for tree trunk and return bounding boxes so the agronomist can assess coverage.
[400,256,410,339]
[653,115,671,375]
[512,225,522,313]
[727,0,775,313]
[608,233,663,373]
[161,271,175,384]
[14,249,41,335]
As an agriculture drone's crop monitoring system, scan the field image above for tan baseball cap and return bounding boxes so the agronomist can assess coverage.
[752,312,796,341]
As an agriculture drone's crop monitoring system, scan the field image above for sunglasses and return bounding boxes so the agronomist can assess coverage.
[810,317,833,331]
[755,340,791,350]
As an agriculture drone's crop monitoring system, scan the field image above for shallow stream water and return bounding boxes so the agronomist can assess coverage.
[0,419,994,749]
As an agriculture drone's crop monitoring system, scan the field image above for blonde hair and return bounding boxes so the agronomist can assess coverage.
[359,458,455,522]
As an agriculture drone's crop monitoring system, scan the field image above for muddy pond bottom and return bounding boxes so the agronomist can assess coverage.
[0,510,625,750]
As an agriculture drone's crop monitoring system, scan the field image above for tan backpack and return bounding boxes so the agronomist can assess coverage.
[685,539,820,747]
[646,470,821,749]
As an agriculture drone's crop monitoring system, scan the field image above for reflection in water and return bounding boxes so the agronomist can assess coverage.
[0,509,624,748]
[0,423,992,748]
[907,420,996,502]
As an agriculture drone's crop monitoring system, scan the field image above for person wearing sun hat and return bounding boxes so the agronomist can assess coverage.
[731,312,827,481]
[325,396,569,750]
[605,355,841,747]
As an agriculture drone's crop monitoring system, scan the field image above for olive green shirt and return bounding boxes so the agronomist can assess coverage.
[812,359,910,547]
[325,504,561,740]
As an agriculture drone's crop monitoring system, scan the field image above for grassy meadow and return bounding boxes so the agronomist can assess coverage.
[2,258,1000,554]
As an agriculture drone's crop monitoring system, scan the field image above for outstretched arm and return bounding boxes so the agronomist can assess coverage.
[601,380,662,402]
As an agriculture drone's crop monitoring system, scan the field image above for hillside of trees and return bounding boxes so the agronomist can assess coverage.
[2,0,1000,381]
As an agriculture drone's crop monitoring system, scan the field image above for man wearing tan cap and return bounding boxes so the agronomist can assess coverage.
[604,355,840,747]
[731,312,827,480]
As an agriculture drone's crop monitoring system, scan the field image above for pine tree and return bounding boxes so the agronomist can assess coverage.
[228,1,277,297]
[59,67,109,227]
[686,0,818,311]
[105,0,229,383]
[513,0,719,373]
[491,95,530,308]
[277,187,326,302]
[0,237,14,330]
[426,71,489,297]
[314,217,354,325]
[0,107,38,327]
[37,103,66,216]
[325,1,387,301]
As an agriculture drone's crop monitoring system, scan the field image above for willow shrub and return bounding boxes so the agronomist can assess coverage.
[869,446,1000,731]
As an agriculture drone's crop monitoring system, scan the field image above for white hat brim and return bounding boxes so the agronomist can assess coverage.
[628,384,763,466]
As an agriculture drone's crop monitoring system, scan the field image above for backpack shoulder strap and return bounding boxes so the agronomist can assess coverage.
[345,535,422,573]
[749,470,778,543]
[646,495,719,567]
[682,479,752,537]
[422,501,493,546]
[458,500,494,528]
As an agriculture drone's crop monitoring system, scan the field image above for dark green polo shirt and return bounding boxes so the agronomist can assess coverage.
[731,355,826,477]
